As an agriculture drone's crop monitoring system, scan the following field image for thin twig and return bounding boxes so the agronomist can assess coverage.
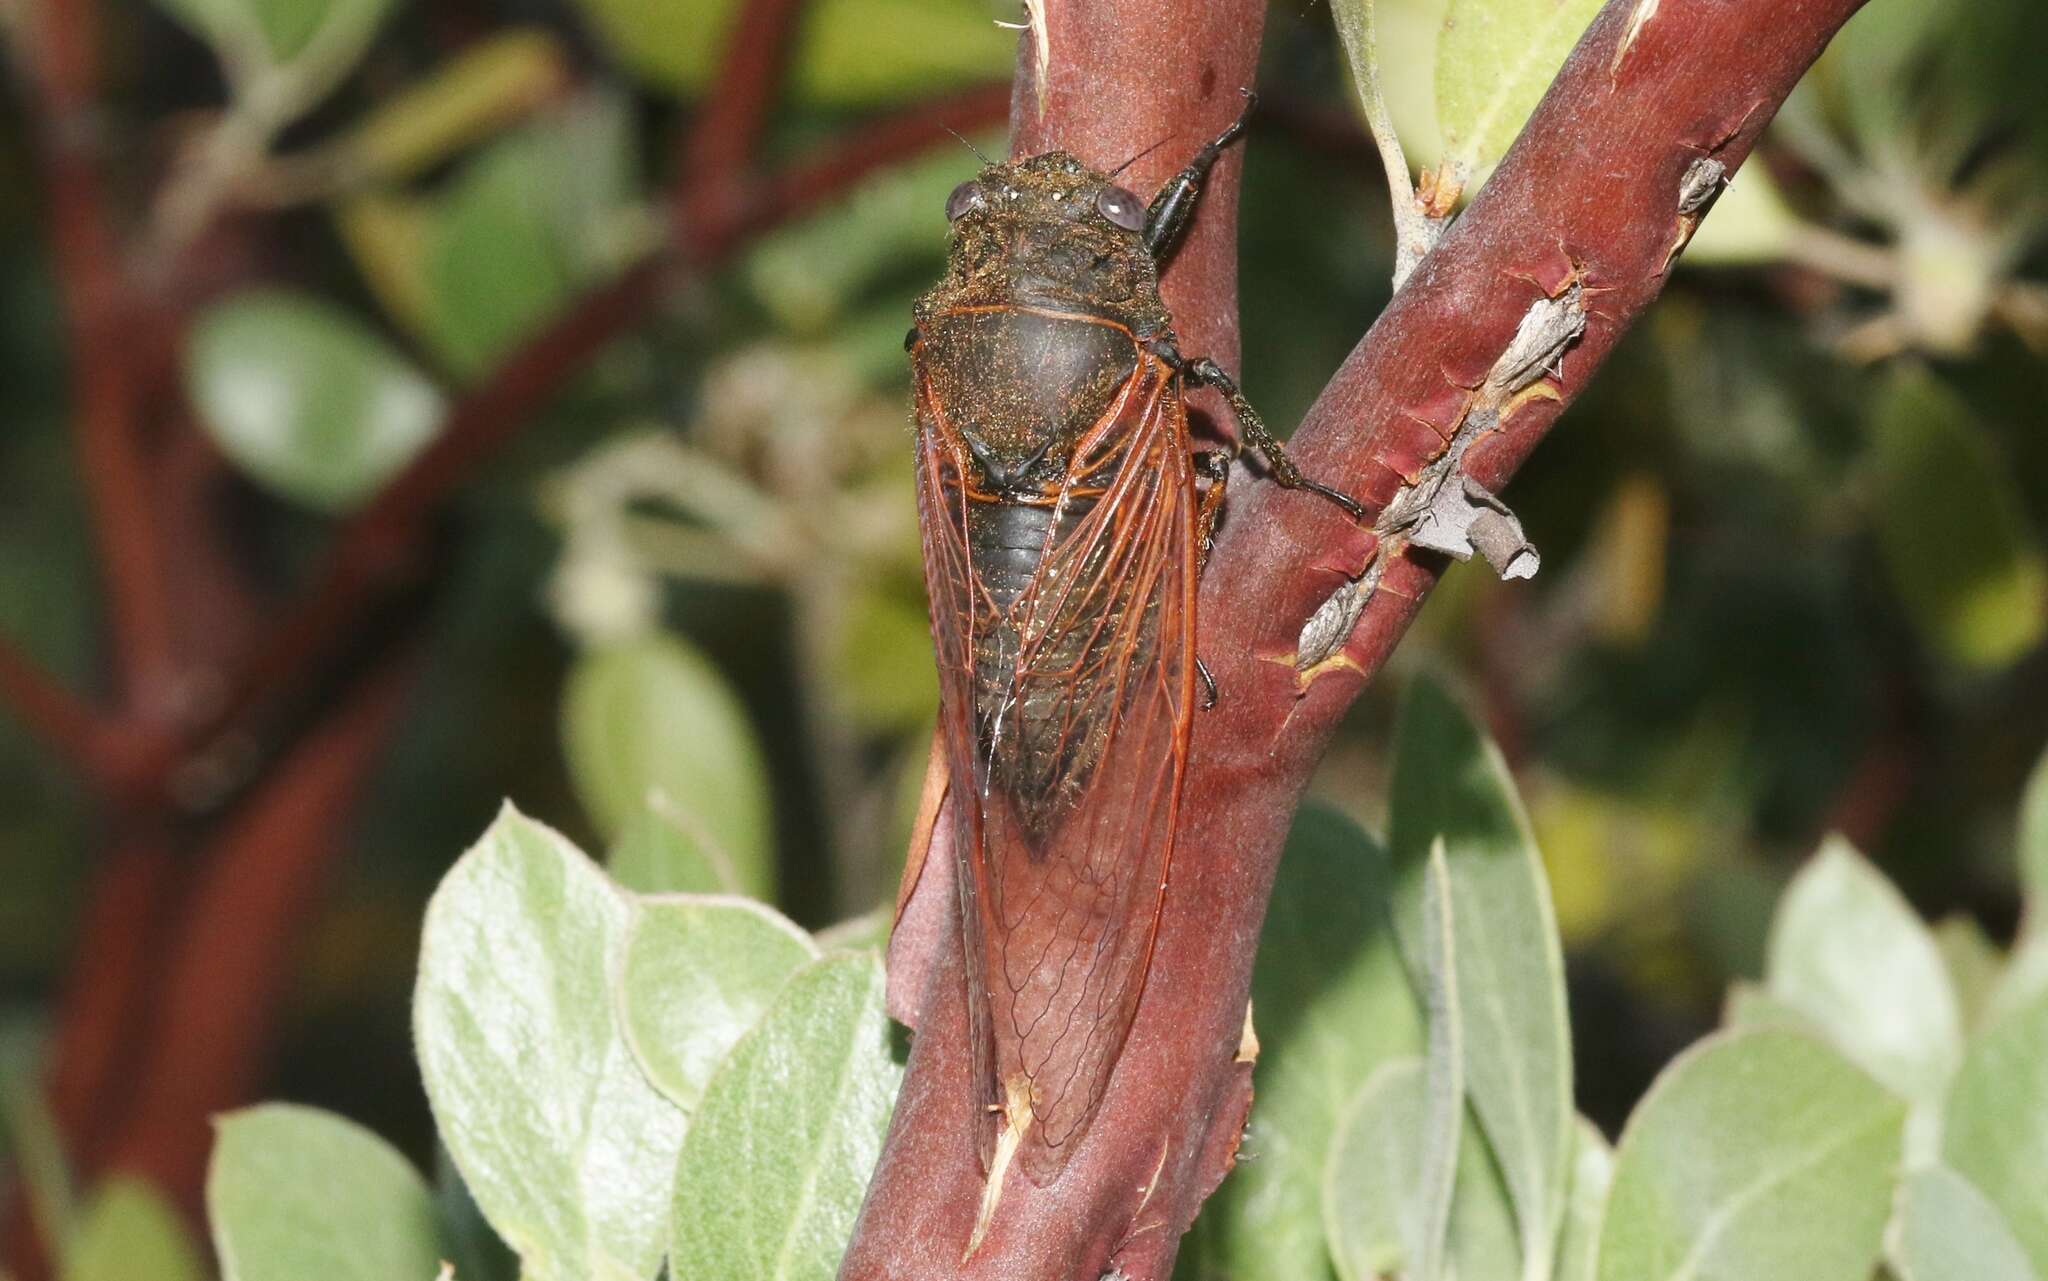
[0,636,108,778]
[677,0,809,229]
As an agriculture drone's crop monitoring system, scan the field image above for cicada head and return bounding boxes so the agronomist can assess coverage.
[930,152,1164,323]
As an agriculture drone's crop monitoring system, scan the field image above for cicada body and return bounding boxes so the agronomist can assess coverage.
[907,101,1358,1190]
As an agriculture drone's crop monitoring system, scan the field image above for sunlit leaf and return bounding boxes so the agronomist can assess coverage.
[1389,674,1573,1273]
[617,895,816,1114]
[563,634,774,899]
[207,1104,442,1281]
[669,953,901,1280]
[1435,0,1603,183]
[1321,1059,1521,1281]
[1414,841,1463,1281]
[1868,367,2047,670]
[572,0,1009,105]
[63,1179,203,1281]
[415,806,685,1281]
[347,30,570,183]
[1595,1028,1905,1281]
[1553,1121,1615,1281]
[1933,915,2005,1033]
[1683,166,1803,266]
[186,291,443,511]
[1765,836,1961,1157]
[1723,981,1812,1032]
[607,795,744,897]
[1887,1165,2042,1281]
[1178,807,1423,1281]
[1942,990,2048,1275]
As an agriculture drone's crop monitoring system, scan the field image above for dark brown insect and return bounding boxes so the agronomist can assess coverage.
[907,96,1360,1192]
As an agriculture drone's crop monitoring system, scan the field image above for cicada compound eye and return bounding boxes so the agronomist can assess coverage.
[945,181,986,222]
[1094,185,1146,231]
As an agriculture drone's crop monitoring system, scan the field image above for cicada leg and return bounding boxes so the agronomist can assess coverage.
[1145,90,1257,263]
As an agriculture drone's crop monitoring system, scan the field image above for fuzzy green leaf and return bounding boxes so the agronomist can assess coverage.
[1435,0,1603,182]
[669,953,901,1281]
[1179,806,1423,1281]
[207,1105,441,1281]
[617,895,816,1114]
[1942,991,2048,1275]
[414,806,685,1281]
[1389,674,1573,1274]
[1595,1028,1905,1281]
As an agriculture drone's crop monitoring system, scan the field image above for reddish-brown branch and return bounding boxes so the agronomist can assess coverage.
[676,0,809,229]
[100,650,420,1217]
[28,85,181,708]
[0,636,108,778]
[844,0,1865,1277]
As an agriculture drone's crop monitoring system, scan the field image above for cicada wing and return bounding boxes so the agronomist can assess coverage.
[915,347,1198,1184]
[912,368,1005,1140]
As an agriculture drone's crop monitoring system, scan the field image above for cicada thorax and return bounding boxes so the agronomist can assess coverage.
[917,305,1166,849]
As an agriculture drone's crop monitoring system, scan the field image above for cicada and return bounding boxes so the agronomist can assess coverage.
[907,97,1359,1191]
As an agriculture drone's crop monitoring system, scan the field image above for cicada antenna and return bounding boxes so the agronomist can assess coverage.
[1108,133,1174,178]
[945,126,995,168]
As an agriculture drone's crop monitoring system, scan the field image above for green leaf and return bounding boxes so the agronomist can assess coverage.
[185,291,443,512]
[207,1104,441,1281]
[1595,1028,1906,1281]
[1322,1060,1521,1281]
[831,581,941,733]
[563,634,774,898]
[1933,915,2006,1033]
[1180,806,1423,1281]
[2020,746,2048,940]
[422,101,636,380]
[1765,836,1961,1155]
[607,794,745,896]
[785,0,1014,106]
[617,895,817,1114]
[1942,990,2048,1276]
[414,806,686,1281]
[1723,981,1812,1032]
[1389,674,1573,1274]
[347,30,571,183]
[669,953,901,1281]
[1552,1121,1614,1281]
[1868,367,2048,670]
[1989,938,2048,1026]
[1887,1165,2042,1281]
[155,0,392,79]
[1435,0,1603,182]
[1682,167,1803,266]
[571,0,1009,105]
[1415,841,1464,1281]
[63,1179,203,1281]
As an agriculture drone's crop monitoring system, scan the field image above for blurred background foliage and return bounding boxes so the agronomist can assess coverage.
[0,0,2045,1260]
